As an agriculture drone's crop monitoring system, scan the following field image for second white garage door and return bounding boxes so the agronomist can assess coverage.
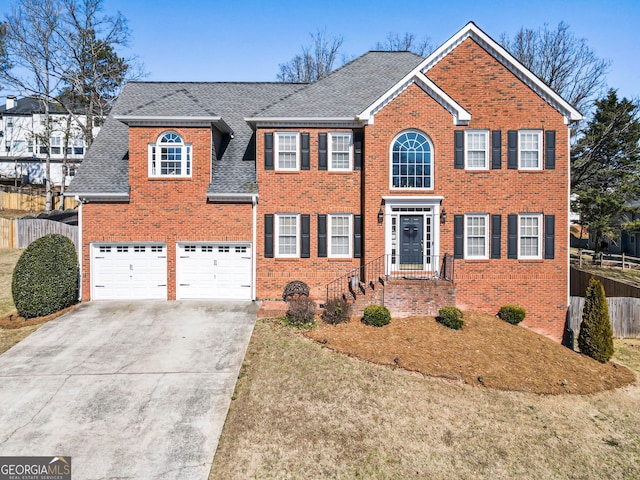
[177,243,252,300]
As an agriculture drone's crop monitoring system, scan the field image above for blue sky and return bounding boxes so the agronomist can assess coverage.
[1,0,638,101]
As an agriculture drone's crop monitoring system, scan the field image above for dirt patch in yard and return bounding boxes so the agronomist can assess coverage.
[304,311,635,395]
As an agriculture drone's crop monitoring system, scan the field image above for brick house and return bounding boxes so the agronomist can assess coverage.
[66,22,582,341]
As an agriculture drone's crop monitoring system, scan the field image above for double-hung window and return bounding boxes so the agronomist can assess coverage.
[329,133,352,171]
[465,130,488,169]
[465,214,489,259]
[276,214,300,257]
[276,132,299,170]
[518,214,542,259]
[149,131,192,177]
[51,136,62,155]
[328,214,352,257]
[518,130,542,170]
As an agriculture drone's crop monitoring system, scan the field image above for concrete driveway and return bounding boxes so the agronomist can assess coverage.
[0,301,257,479]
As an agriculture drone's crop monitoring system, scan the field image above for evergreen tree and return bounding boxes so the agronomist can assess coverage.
[571,90,640,252]
[578,276,614,363]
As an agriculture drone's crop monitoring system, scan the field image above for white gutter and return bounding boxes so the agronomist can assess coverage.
[252,196,257,301]
[69,192,130,201]
[74,195,82,301]
[244,116,359,123]
[207,193,257,203]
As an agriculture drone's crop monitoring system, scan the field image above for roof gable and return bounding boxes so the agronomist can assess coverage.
[419,22,582,123]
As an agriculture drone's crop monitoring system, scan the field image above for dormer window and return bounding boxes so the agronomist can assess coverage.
[149,131,192,177]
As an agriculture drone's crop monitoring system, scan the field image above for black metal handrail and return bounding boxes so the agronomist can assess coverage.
[326,253,454,303]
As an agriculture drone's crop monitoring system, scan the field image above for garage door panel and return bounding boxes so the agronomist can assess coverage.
[177,243,252,300]
[91,244,167,300]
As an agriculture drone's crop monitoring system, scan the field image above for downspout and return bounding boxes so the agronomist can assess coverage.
[252,195,257,301]
[75,195,83,301]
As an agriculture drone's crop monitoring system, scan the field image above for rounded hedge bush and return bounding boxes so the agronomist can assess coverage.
[497,305,526,325]
[362,304,391,327]
[12,234,78,319]
[437,306,464,330]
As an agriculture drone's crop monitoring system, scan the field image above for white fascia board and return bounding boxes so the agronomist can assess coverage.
[244,117,363,128]
[419,22,583,123]
[114,115,234,133]
[358,73,471,126]
[67,192,130,201]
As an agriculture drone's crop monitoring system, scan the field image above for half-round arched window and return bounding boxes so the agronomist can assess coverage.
[391,130,433,189]
[149,131,192,177]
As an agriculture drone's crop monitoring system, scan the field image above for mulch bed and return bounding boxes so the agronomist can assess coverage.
[304,311,636,395]
[0,305,76,329]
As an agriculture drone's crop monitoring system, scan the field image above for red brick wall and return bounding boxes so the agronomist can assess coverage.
[384,280,457,318]
[359,38,569,341]
[81,126,253,300]
[256,128,362,300]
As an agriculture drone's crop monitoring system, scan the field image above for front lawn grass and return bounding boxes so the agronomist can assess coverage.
[211,319,640,479]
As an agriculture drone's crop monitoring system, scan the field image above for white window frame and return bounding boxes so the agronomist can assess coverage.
[328,213,352,258]
[275,132,300,171]
[148,131,192,178]
[518,213,543,259]
[328,132,353,171]
[465,130,489,170]
[390,130,434,190]
[464,214,489,259]
[518,130,543,170]
[275,213,300,258]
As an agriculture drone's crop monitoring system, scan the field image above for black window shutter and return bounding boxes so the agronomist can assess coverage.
[264,133,274,170]
[317,214,327,258]
[491,130,502,169]
[318,133,327,170]
[544,214,555,259]
[264,214,274,258]
[507,130,518,169]
[354,131,363,171]
[507,214,518,259]
[301,133,310,170]
[454,130,464,169]
[301,214,310,258]
[353,215,362,258]
[545,130,556,170]
[454,214,464,258]
[491,214,502,259]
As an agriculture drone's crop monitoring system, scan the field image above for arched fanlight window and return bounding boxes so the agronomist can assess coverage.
[390,130,433,189]
[149,131,192,177]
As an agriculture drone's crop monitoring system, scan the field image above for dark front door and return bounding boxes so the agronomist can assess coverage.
[400,215,423,266]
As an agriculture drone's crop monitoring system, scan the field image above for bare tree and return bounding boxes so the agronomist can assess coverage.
[1,0,63,210]
[374,32,433,56]
[57,0,137,146]
[277,29,344,83]
[501,22,610,114]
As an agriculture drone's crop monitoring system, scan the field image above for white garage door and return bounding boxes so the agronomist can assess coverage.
[91,243,167,300]
[177,243,252,300]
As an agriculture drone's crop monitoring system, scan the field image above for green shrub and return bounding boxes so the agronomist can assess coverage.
[578,276,614,363]
[362,304,391,327]
[322,297,352,325]
[437,306,464,330]
[286,296,317,327]
[12,234,78,319]
[497,305,526,325]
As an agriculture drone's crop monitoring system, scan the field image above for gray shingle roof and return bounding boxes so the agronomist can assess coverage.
[254,51,424,118]
[68,51,424,197]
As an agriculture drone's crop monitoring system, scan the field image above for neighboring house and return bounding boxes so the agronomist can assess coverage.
[66,22,582,342]
[0,96,100,187]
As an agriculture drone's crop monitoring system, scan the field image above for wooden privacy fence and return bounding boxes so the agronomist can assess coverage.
[569,296,640,338]
[0,190,74,211]
[570,267,640,298]
[0,218,78,250]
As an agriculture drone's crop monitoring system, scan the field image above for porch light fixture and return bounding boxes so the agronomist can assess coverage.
[377,206,384,224]
[440,208,447,225]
